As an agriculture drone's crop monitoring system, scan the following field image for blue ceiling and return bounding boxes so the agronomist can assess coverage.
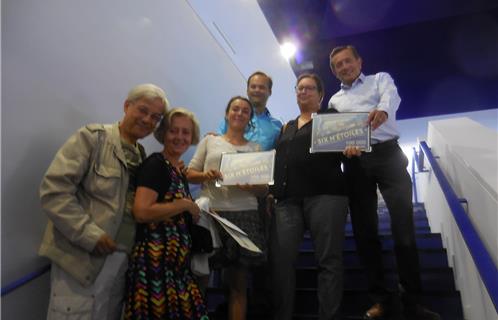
[258,0,498,120]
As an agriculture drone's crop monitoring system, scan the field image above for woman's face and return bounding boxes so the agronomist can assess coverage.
[163,115,193,158]
[296,77,322,112]
[226,98,252,131]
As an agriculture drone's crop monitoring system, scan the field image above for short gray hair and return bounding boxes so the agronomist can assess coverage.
[154,107,200,145]
[126,83,170,111]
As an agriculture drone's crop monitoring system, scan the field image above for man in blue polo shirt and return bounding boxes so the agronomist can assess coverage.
[218,71,282,151]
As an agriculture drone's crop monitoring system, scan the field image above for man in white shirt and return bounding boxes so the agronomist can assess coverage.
[328,45,441,320]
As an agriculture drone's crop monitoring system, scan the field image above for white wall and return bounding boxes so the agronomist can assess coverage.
[187,0,298,123]
[398,108,497,148]
[1,0,295,318]
[426,118,497,264]
[397,109,497,187]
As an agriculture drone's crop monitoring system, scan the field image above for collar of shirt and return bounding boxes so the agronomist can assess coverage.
[340,73,365,90]
[254,107,272,119]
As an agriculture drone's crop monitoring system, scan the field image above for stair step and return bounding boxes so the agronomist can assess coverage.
[301,233,444,251]
[343,226,431,236]
[379,203,426,213]
[297,249,449,269]
[292,314,462,320]
[294,289,463,318]
[206,266,456,292]
[347,211,429,223]
[295,267,456,291]
[345,218,430,230]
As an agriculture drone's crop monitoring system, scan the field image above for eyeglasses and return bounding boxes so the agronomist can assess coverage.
[295,85,317,93]
[136,106,163,124]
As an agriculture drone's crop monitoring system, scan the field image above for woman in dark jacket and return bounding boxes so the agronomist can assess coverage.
[270,73,350,320]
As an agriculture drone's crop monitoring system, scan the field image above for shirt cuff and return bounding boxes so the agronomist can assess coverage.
[79,225,106,252]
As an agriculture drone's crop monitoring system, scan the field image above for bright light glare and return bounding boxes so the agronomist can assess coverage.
[280,42,297,60]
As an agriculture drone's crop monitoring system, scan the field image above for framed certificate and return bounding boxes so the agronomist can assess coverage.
[215,150,275,187]
[310,112,371,153]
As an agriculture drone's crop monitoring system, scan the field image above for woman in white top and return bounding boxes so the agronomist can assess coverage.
[188,96,267,320]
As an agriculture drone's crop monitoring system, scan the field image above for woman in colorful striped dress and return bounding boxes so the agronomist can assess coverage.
[124,108,209,320]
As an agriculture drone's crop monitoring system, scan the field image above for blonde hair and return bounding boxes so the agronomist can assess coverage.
[154,107,200,145]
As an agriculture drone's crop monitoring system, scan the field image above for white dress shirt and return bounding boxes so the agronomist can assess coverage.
[328,72,401,143]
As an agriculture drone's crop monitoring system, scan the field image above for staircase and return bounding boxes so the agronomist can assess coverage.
[206,203,463,319]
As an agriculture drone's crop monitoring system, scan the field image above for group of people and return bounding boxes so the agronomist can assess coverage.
[39,45,441,320]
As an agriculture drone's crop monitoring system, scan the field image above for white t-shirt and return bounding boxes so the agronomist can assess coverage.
[189,135,260,211]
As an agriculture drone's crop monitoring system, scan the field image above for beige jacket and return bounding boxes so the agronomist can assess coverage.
[39,122,142,287]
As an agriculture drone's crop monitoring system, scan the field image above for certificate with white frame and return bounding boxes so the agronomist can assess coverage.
[215,150,275,187]
[206,210,261,253]
[310,112,371,153]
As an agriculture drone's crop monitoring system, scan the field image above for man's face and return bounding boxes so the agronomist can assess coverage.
[247,75,271,108]
[121,97,165,143]
[330,48,362,86]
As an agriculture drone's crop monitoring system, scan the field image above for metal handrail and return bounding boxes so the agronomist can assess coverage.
[1,264,51,296]
[411,147,419,203]
[418,140,498,312]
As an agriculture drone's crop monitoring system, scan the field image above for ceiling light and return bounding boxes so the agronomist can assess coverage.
[280,42,297,60]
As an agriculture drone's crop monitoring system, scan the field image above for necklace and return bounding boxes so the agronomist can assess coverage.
[222,134,247,146]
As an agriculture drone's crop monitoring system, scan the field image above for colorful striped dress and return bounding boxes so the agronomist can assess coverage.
[124,153,209,320]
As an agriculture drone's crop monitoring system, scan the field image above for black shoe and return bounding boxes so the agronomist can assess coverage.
[363,303,386,319]
[403,304,441,320]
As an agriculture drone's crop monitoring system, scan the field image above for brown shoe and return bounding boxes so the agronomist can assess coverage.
[363,303,386,319]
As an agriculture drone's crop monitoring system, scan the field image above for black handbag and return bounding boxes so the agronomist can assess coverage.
[188,220,214,254]
[184,212,213,254]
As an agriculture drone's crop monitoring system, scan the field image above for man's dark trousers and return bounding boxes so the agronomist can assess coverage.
[344,140,422,305]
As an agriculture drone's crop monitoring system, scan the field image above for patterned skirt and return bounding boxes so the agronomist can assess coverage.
[210,209,267,269]
[124,218,209,320]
